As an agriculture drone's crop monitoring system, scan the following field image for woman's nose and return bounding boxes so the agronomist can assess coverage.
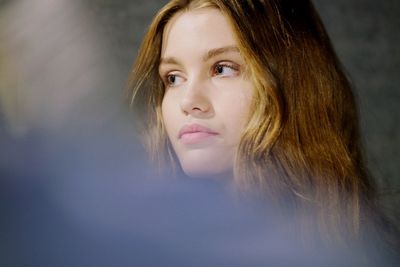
[179,79,213,117]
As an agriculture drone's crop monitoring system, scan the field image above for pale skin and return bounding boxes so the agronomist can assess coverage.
[160,8,253,179]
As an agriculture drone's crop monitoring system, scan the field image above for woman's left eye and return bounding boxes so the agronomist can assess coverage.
[212,63,239,77]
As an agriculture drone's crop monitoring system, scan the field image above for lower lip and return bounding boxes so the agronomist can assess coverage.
[180,132,218,145]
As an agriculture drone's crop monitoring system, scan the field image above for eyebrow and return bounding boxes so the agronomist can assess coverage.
[159,45,240,66]
[203,45,240,61]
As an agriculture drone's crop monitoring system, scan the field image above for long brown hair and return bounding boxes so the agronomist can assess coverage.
[128,0,390,247]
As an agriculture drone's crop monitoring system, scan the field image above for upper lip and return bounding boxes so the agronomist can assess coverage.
[178,123,219,139]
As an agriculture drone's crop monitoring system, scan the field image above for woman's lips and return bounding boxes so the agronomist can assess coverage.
[178,124,219,144]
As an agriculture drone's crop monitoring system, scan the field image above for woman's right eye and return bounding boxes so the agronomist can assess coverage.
[165,74,184,87]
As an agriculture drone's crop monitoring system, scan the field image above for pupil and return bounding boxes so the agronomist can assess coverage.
[217,66,223,74]
[169,75,175,83]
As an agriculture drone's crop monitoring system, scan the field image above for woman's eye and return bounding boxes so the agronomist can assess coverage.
[212,63,239,77]
[165,74,183,87]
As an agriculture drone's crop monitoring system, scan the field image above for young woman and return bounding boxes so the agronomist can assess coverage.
[128,0,398,263]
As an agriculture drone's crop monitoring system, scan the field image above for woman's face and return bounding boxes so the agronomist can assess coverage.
[160,8,253,178]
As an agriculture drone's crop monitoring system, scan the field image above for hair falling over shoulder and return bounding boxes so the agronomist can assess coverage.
[128,0,399,259]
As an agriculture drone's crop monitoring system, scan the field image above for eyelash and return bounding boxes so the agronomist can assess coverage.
[162,61,240,87]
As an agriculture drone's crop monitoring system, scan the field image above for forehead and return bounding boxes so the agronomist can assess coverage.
[161,8,237,57]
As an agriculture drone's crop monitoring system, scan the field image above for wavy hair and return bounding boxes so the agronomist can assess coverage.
[128,0,392,247]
